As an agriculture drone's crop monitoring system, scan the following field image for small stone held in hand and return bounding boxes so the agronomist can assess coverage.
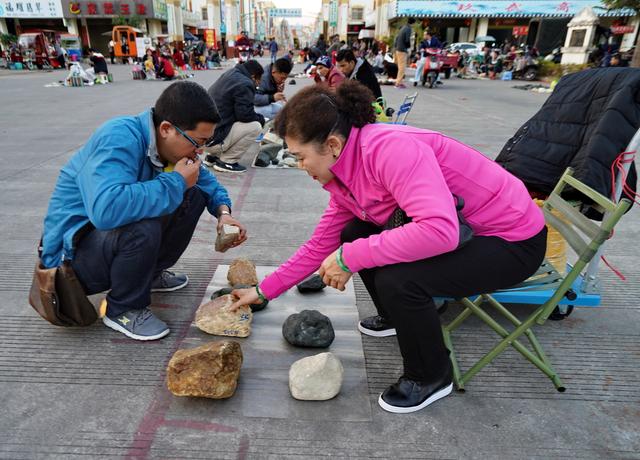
[215,224,240,253]
[289,352,343,400]
[166,341,243,399]
[296,274,326,293]
[195,294,252,337]
[227,258,258,286]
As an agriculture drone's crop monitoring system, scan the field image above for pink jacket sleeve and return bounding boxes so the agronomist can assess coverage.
[341,135,460,272]
[259,196,354,300]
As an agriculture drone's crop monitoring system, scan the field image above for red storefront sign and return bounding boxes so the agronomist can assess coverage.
[103,2,113,13]
[513,25,529,36]
[611,25,635,35]
[120,2,129,14]
[136,3,146,15]
[204,29,216,48]
[87,2,97,14]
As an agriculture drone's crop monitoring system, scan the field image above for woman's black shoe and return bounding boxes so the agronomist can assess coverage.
[378,367,453,414]
[357,315,396,337]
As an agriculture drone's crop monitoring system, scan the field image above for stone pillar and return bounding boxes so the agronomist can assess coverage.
[166,0,184,42]
[62,17,79,36]
[225,0,238,39]
[0,18,9,36]
[476,17,489,39]
[467,18,477,42]
[207,0,222,33]
[374,0,390,40]
[561,7,599,65]
[337,0,348,41]
[147,19,164,39]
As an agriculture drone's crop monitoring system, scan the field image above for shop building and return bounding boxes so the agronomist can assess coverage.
[383,0,637,55]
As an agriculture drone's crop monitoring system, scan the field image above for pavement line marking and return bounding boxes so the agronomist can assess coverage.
[125,167,257,460]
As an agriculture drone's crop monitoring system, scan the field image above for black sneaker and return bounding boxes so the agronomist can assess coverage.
[358,315,396,337]
[213,158,247,174]
[378,366,453,414]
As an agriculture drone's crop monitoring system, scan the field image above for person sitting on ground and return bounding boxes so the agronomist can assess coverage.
[313,55,345,92]
[231,80,547,414]
[254,57,293,119]
[336,49,382,99]
[172,47,185,69]
[89,48,108,75]
[157,54,175,80]
[371,50,384,74]
[383,57,399,80]
[39,81,247,341]
[487,50,503,79]
[203,60,266,174]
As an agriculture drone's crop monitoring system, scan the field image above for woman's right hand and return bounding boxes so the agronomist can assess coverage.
[230,288,260,311]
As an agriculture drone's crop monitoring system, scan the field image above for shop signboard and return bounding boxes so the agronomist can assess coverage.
[0,0,63,18]
[152,0,166,20]
[329,0,337,27]
[62,0,157,18]
[204,28,215,47]
[611,24,635,34]
[268,7,301,18]
[513,25,529,36]
[395,0,635,17]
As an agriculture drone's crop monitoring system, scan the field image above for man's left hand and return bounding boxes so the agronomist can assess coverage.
[319,249,352,291]
[217,214,248,248]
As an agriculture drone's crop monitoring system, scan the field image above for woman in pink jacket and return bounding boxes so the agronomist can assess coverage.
[232,81,547,414]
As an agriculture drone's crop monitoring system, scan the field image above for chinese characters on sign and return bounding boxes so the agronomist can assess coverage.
[0,0,62,17]
[63,0,148,16]
[268,7,301,18]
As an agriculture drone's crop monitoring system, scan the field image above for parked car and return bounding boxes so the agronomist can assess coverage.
[448,42,480,56]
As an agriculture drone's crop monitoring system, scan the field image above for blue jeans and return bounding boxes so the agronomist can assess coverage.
[254,102,284,120]
[271,52,277,63]
[71,187,206,317]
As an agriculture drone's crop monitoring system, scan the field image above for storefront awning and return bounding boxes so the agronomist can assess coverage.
[392,0,635,18]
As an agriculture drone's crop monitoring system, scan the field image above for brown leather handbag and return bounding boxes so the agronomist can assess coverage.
[28,245,98,327]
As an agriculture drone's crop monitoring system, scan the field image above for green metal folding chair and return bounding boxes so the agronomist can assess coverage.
[441,167,632,392]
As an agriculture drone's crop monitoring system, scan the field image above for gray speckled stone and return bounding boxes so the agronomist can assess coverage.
[282,310,335,348]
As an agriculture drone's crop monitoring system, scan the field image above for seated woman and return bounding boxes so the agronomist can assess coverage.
[232,81,547,414]
[313,56,345,92]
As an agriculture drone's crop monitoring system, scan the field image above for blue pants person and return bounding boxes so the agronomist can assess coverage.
[71,187,206,319]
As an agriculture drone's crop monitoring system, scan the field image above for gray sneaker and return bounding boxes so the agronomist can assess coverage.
[103,308,170,341]
[151,270,189,292]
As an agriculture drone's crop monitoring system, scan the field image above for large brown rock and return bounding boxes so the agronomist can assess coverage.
[227,258,258,286]
[195,294,252,337]
[166,341,243,398]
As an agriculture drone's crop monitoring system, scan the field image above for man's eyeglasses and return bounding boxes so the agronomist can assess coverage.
[172,123,209,149]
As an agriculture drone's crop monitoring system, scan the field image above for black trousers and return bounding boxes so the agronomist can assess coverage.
[341,219,547,382]
[71,187,206,317]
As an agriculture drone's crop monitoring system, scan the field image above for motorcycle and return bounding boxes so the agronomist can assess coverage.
[511,53,539,81]
[237,45,252,63]
[421,51,443,88]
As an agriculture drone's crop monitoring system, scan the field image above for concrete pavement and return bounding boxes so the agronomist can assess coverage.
[0,61,638,459]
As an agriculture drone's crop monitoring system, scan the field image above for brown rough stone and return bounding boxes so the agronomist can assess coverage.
[195,294,252,337]
[215,224,240,253]
[227,258,258,286]
[166,341,243,398]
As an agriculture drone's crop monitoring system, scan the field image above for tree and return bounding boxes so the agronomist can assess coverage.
[111,14,143,28]
[602,0,640,67]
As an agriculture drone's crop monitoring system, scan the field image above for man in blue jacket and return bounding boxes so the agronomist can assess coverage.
[254,58,292,119]
[203,60,265,173]
[41,81,247,341]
